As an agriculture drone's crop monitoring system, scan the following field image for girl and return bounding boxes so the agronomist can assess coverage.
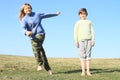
[19,3,60,75]
[74,8,95,76]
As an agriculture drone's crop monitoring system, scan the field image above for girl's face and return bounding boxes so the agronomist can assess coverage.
[79,12,87,20]
[23,5,32,15]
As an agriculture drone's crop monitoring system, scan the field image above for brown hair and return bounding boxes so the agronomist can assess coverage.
[19,3,32,21]
[78,8,88,16]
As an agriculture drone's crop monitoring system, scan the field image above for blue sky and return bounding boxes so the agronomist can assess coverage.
[0,0,120,58]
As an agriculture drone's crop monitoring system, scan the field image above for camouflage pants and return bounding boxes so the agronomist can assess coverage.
[31,34,51,71]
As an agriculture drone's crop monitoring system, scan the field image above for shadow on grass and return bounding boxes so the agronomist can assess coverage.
[54,68,120,74]
[91,68,120,74]
[54,69,82,74]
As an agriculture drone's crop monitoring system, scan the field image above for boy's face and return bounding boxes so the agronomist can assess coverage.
[79,12,87,20]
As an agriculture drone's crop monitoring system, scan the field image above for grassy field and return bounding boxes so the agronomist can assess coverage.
[0,55,120,80]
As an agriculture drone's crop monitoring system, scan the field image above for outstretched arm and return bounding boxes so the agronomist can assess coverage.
[41,12,60,19]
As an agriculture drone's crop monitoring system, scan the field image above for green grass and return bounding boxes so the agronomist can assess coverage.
[0,55,120,80]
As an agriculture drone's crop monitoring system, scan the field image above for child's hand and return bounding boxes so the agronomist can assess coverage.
[26,31,33,36]
[56,12,61,15]
[91,41,95,47]
[75,42,79,48]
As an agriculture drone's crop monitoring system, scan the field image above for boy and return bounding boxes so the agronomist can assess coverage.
[74,8,95,76]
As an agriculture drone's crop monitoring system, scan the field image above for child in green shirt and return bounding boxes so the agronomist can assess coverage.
[74,8,95,76]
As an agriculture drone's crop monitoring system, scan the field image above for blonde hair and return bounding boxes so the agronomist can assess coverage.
[19,3,32,21]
